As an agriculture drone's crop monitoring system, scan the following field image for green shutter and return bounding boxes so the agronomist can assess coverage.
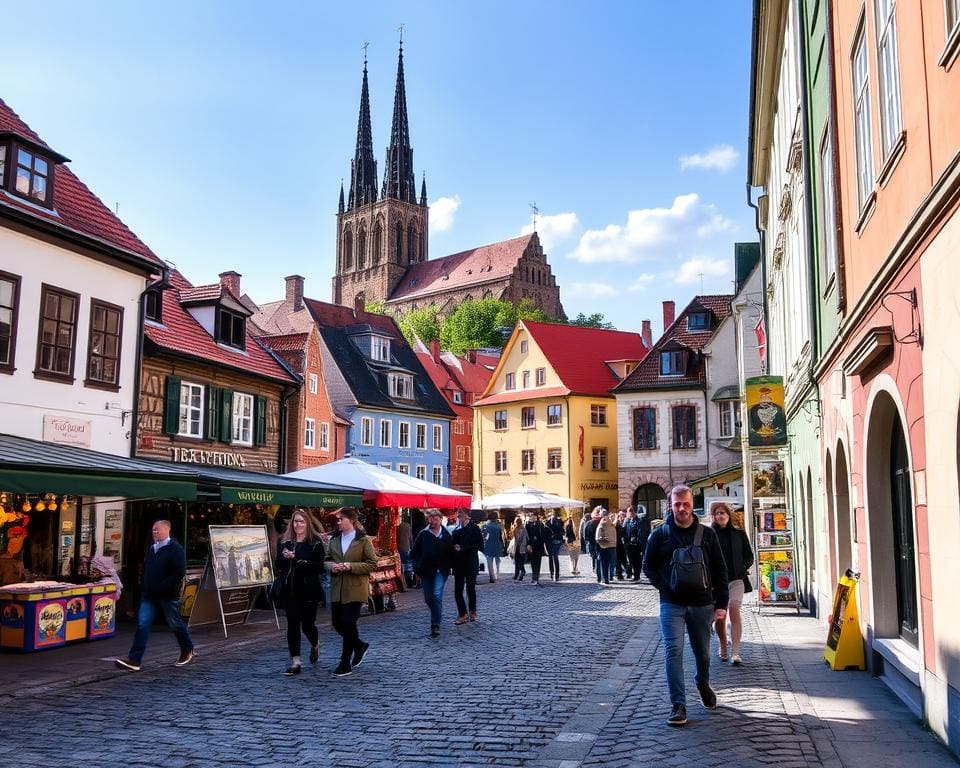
[163,376,181,435]
[205,385,220,441]
[254,395,267,445]
[220,389,233,443]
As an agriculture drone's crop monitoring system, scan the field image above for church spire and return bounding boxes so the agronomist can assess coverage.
[348,53,378,210]
[420,174,427,206]
[382,40,417,203]
[338,180,345,214]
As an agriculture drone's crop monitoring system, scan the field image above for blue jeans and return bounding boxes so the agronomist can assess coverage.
[597,548,616,582]
[659,601,714,706]
[422,571,448,627]
[129,597,193,664]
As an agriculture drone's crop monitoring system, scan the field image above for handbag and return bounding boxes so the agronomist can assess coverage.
[507,539,517,557]
[269,564,291,605]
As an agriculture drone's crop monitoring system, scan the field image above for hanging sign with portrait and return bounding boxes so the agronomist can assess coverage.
[745,376,788,447]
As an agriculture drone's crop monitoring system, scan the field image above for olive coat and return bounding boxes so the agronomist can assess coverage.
[324,531,378,604]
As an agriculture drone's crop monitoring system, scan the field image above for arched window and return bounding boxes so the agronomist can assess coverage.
[343,229,353,270]
[407,225,417,264]
[395,222,403,262]
[357,226,367,270]
[373,220,383,265]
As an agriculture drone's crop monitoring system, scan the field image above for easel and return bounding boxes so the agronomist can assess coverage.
[188,559,279,638]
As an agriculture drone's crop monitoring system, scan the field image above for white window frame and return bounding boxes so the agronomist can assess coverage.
[380,419,392,448]
[456,445,467,461]
[304,418,316,449]
[505,372,515,390]
[398,421,411,449]
[432,424,443,452]
[232,392,254,446]
[717,401,736,439]
[388,373,413,399]
[308,373,318,395]
[416,423,427,449]
[522,370,530,388]
[371,336,390,362]
[452,419,465,435]
[494,410,507,430]
[397,463,410,475]
[432,466,443,485]
[178,381,204,438]
[547,403,562,426]
[852,23,874,209]
[590,404,607,426]
[592,447,608,471]
[521,449,535,473]
[521,406,535,429]
[520,340,528,354]
[452,390,462,404]
[361,416,374,446]
[319,422,330,451]
[416,464,426,479]
[818,125,839,286]
[547,448,562,471]
[536,367,546,386]
[874,0,903,158]
[495,451,507,474]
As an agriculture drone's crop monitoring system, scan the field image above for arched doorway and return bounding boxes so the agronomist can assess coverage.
[835,442,853,577]
[865,392,919,648]
[633,483,667,521]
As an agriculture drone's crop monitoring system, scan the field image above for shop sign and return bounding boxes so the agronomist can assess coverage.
[36,600,66,647]
[170,447,246,467]
[90,596,116,636]
[43,415,92,447]
[578,481,618,492]
[219,486,363,507]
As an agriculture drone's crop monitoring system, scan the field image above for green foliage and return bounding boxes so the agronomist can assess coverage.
[364,300,388,315]
[569,312,616,330]
[397,305,441,346]
[439,297,539,354]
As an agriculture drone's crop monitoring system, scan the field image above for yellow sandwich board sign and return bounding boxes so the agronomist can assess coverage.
[824,570,866,671]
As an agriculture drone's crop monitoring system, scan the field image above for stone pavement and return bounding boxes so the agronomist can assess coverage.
[0,561,955,768]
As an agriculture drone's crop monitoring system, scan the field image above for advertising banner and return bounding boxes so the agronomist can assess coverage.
[745,376,787,447]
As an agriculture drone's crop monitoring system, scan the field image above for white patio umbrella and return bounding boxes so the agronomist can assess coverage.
[285,458,471,509]
[477,484,587,510]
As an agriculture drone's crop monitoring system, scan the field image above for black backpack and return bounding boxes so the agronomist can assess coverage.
[669,525,711,595]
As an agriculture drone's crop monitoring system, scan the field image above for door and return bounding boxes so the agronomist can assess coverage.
[633,483,667,521]
[890,419,918,647]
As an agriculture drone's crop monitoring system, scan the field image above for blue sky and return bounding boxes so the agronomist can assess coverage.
[4,0,755,336]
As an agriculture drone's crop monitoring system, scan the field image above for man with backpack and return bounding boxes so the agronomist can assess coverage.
[642,485,728,727]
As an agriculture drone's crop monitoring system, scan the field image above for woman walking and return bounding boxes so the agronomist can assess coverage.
[711,502,754,665]
[276,508,326,676]
[545,509,565,581]
[481,512,505,583]
[510,517,528,581]
[564,514,580,575]
[324,508,377,677]
[595,509,618,585]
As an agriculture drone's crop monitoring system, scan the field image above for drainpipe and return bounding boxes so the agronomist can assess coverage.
[278,384,298,473]
[130,266,170,458]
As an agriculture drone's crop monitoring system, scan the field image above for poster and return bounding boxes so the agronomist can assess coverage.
[745,376,787,447]
[758,550,796,602]
[35,599,67,647]
[752,458,786,498]
[208,525,274,589]
[102,508,124,567]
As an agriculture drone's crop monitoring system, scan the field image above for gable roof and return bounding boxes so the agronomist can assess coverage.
[387,234,534,303]
[523,321,648,396]
[303,298,454,419]
[0,99,161,269]
[414,343,496,408]
[143,269,298,384]
[613,294,733,392]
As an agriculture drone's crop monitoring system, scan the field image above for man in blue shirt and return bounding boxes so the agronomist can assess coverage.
[116,519,195,672]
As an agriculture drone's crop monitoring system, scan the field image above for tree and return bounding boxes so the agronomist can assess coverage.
[397,305,440,346]
[364,300,387,315]
[440,297,549,354]
[569,312,616,330]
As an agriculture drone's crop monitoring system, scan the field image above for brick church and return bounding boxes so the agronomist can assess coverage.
[332,45,565,320]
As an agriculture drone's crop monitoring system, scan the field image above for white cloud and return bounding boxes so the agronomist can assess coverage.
[519,211,580,253]
[679,144,739,172]
[674,257,731,286]
[569,281,619,298]
[628,273,656,292]
[430,195,461,232]
[568,194,735,264]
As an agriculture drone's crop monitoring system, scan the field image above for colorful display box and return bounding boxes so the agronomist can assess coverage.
[0,581,117,652]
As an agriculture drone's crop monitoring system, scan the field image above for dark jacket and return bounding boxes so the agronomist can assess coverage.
[142,539,186,600]
[411,526,454,578]
[714,524,754,583]
[642,517,729,609]
[623,517,651,550]
[524,520,548,557]
[452,521,484,575]
[275,538,326,604]
[564,519,577,545]
[584,519,600,551]
[545,516,565,546]
[578,516,590,553]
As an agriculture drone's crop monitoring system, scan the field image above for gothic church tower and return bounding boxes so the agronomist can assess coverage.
[333,45,429,308]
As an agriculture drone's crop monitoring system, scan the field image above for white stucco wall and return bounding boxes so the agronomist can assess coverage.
[0,226,147,455]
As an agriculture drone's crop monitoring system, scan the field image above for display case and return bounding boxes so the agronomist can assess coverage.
[0,580,117,652]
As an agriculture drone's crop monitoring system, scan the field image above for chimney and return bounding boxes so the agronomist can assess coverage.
[641,319,652,348]
[466,349,477,364]
[430,338,441,363]
[219,271,241,298]
[354,292,366,317]
[285,274,305,311]
[662,300,675,332]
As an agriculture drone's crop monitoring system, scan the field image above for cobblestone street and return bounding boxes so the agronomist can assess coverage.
[1,566,955,768]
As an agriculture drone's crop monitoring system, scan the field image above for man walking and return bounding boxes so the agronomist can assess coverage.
[524,511,548,586]
[642,485,728,726]
[411,510,454,638]
[451,509,484,624]
[622,506,647,583]
[116,519,194,671]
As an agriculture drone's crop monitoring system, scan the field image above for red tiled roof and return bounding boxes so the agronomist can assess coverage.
[0,99,160,267]
[179,285,224,303]
[304,297,398,334]
[415,345,496,412]
[387,234,533,302]
[474,385,571,407]
[144,269,297,384]
[521,321,649,396]
[614,295,733,391]
[259,333,309,353]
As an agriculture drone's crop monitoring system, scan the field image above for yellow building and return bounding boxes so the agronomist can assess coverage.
[473,321,648,513]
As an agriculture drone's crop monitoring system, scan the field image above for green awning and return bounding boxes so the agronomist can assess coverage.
[219,485,362,507]
[0,468,199,501]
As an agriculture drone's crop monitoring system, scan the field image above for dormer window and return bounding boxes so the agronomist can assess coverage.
[13,146,51,206]
[144,290,162,323]
[215,308,245,350]
[660,350,688,376]
[687,312,711,331]
[388,372,413,399]
[453,391,462,404]
[372,336,390,362]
